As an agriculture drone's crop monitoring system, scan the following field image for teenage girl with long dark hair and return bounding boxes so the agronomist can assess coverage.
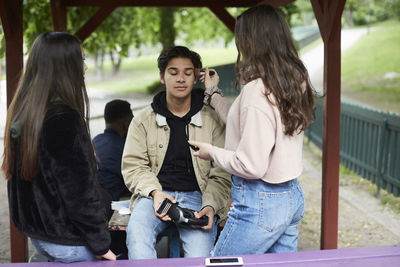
[2,32,116,262]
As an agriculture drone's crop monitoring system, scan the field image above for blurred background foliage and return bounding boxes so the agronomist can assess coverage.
[1,0,399,75]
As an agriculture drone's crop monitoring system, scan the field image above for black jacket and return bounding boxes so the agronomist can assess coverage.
[8,105,110,255]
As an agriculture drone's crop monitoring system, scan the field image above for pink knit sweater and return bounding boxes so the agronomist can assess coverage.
[209,78,303,183]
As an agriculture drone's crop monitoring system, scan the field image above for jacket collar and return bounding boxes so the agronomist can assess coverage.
[155,110,203,127]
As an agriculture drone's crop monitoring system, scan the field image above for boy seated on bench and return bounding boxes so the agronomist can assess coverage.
[122,46,231,259]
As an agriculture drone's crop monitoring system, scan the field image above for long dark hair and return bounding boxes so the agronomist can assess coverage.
[235,5,316,136]
[1,32,91,181]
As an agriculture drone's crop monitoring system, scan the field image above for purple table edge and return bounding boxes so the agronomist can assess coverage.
[1,245,399,266]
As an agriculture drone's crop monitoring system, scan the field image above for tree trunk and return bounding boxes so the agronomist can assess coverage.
[100,51,105,78]
[94,52,105,80]
[109,50,122,75]
[159,7,176,51]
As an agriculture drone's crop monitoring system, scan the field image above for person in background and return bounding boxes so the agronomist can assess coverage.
[122,46,231,259]
[190,4,316,256]
[93,99,133,201]
[1,32,116,262]
[92,99,133,260]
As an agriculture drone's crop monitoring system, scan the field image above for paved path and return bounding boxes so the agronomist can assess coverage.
[300,28,370,95]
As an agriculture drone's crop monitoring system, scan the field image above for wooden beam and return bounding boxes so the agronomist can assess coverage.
[324,1,346,42]
[0,0,28,262]
[63,0,261,7]
[208,0,295,34]
[208,6,236,33]
[74,6,117,42]
[311,0,346,250]
[50,0,67,31]
[259,0,295,7]
[0,1,12,36]
[0,0,24,106]
[310,0,324,39]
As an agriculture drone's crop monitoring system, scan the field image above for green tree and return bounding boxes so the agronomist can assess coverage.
[23,0,53,51]
[344,0,400,27]
[4,1,302,75]
[21,2,160,75]
[67,7,159,75]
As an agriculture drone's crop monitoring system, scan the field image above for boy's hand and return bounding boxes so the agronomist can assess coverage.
[152,190,176,221]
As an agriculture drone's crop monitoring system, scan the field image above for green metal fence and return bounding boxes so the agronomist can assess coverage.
[306,98,400,197]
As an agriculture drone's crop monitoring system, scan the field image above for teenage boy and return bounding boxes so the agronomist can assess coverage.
[122,46,230,259]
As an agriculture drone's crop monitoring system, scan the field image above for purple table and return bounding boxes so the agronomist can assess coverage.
[2,245,399,266]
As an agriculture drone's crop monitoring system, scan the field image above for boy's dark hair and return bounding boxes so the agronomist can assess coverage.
[104,99,133,124]
[157,46,202,74]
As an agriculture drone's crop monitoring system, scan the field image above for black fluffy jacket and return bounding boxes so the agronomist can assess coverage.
[8,105,110,255]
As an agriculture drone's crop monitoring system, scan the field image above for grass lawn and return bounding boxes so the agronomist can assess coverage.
[341,20,400,113]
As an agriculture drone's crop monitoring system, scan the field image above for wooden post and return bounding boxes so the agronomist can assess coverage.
[311,0,346,249]
[320,16,341,250]
[50,0,67,31]
[0,0,27,261]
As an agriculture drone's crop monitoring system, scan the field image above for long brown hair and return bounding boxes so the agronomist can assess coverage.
[1,32,91,181]
[235,5,316,136]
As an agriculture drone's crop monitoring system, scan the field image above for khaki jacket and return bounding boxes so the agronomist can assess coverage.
[122,105,231,221]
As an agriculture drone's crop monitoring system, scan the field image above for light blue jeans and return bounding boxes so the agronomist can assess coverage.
[30,238,97,263]
[126,190,217,259]
[212,176,305,256]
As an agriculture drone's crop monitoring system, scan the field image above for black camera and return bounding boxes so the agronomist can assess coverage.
[156,198,209,229]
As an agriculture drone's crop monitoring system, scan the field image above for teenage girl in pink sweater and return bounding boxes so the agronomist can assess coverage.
[189,5,316,255]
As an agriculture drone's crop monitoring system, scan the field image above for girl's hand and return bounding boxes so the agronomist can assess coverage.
[200,67,219,89]
[188,140,212,161]
[98,250,116,261]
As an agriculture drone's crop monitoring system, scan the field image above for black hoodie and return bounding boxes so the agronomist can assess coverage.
[151,89,204,191]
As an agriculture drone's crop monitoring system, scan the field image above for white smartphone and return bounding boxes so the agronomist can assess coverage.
[205,257,244,266]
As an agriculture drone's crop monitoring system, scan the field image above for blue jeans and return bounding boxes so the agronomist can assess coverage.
[126,190,217,259]
[30,238,97,263]
[212,176,305,256]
